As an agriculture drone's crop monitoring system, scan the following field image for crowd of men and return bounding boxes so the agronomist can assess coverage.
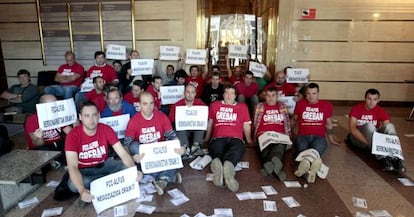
[0,49,406,205]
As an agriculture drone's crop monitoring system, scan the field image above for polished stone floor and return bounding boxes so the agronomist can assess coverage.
[4,105,414,217]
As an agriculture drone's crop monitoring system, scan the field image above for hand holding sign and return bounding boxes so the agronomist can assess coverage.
[139,140,183,174]
[133,153,145,163]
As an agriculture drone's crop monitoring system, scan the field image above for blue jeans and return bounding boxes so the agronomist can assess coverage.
[74,91,87,111]
[294,135,327,157]
[44,85,78,99]
[67,159,126,192]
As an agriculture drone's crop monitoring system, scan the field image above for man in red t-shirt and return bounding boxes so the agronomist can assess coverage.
[124,80,144,112]
[261,70,297,99]
[45,51,84,99]
[24,95,72,165]
[124,92,184,195]
[185,65,208,97]
[85,51,118,85]
[253,87,291,181]
[84,76,106,113]
[169,84,206,158]
[226,54,249,86]
[146,76,162,110]
[205,85,252,192]
[235,71,259,115]
[292,83,340,183]
[347,88,405,172]
[62,102,141,204]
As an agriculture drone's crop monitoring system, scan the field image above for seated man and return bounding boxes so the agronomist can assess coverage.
[165,69,187,86]
[124,92,184,195]
[44,51,84,99]
[24,94,72,165]
[101,88,136,118]
[0,69,40,113]
[347,88,405,172]
[186,65,208,97]
[235,71,259,114]
[169,84,206,158]
[201,72,223,106]
[84,76,106,113]
[261,69,296,100]
[204,85,252,192]
[292,83,340,183]
[59,101,141,204]
[124,80,145,112]
[253,87,291,181]
[146,76,163,111]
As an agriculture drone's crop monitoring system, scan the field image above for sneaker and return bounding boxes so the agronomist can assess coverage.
[271,157,283,174]
[191,145,204,156]
[344,134,352,145]
[392,158,406,173]
[153,179,168,195]
[53,172,79,201]
[263,161,274,175]
[223,161,239,192]
[174,172,182,184]
[182,146,192,160]
[380,157,394,171]
[51,160,61,170]
[294,159,311,177]
[275,170,287,181]
[78,199,89,208]
[210,158,223,187]
[307,158,322,183]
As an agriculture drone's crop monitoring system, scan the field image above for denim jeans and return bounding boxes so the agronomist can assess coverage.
[67,159,126,192]
[176,130,204,147]
[44,85,78,99]
[294,135,327,157]
[208,137,245,166]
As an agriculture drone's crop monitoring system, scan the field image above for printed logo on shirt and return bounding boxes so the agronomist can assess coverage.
[263,109,284,123]
[216,107,237,122]
[139,127,161,143]
[357,115,377,127]
[302,107,324,121]
[79,141,106,159]
[188,81,199,88]
[42,129,61,142]
[62,69,74,76]
[90,70,103,78]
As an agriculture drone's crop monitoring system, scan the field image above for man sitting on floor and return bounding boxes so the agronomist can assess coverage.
[347,88,405,172]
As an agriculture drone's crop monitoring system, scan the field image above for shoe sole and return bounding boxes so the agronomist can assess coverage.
[307,158,322,183]
[263,161,274,175]
[275,170,287,181]
[223,161,239,192]
[294,159,310,177]
[211,158,223,187]
[271,157,283,172]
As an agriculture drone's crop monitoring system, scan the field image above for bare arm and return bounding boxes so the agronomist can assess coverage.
[55,73,81,83]
[29,129,45,146]
[326,117,340,145]
[349,116,369,144]
[0,91,17,100]
[112,141,135,168]
[243,122,252,144]
[226,55,232,78]
[204,119,214,143]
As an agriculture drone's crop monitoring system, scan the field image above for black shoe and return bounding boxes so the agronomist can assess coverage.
[392,158,406,173]
[380,157,394,171]
[53,172,79,201]
[344,134,352,145]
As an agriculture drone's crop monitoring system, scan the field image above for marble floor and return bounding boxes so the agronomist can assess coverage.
[4,105,414,217]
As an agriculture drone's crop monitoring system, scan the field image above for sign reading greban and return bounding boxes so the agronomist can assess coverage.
[175,106,208,131]
[139,140,183,174]
[106,44,126,60]
[90,166,139,214]
[131,59,154,76]
[160,85,184,105]
[159,46,180,61]
[36,98,77,131]
[185,49,207,65]
[249,62,267,78]
[286,68,309,83]
[372,131,404,160]
[228,45,249,60]
[99,114,130,139]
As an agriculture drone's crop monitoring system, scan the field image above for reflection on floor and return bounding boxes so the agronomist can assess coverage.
[4,106,414,217]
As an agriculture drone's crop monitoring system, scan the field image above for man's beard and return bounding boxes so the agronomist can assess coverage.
[109,103,122,112]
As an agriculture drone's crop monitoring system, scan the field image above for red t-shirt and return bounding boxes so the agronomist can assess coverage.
[85,90,106,113]
[57,62,85,87]
[65,123,118,169]
[125,110,173,144]
[235,82,259,98]
[24,114,64,150]
[263,82,296,96]
[228,75,244,86]
[169,98,206,123]
[86,64,118,84]
[146,85,161,109]
[294,99,333,137]
[256,103,287,136]
[186,75,204,97]
[208,101,251,139]
[350,102,389,128]
[124,92,140,111]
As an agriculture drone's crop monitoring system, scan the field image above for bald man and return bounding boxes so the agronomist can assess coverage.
[24,94,73,165]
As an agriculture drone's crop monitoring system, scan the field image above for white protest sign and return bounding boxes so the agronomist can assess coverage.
[36,98,77,131]
[278,96,296,114]
[258,131,292,151]
[80,78,94,92]
[131,59,154,76]
[185,49,207,65]
[159,46,180,61]
[90,166,139,214]
[139,140,183,174]
[228,45,249,59]
[160,85,184,105]
[106,44,126,60]
[175,105,208,131]
[99,114,130,139]
[249,62,267,78]
[372,131,404,160]
[286,68,309,83]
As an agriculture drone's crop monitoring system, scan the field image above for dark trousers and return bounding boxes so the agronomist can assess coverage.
[260,143,286,163]
[208,137,245,166]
